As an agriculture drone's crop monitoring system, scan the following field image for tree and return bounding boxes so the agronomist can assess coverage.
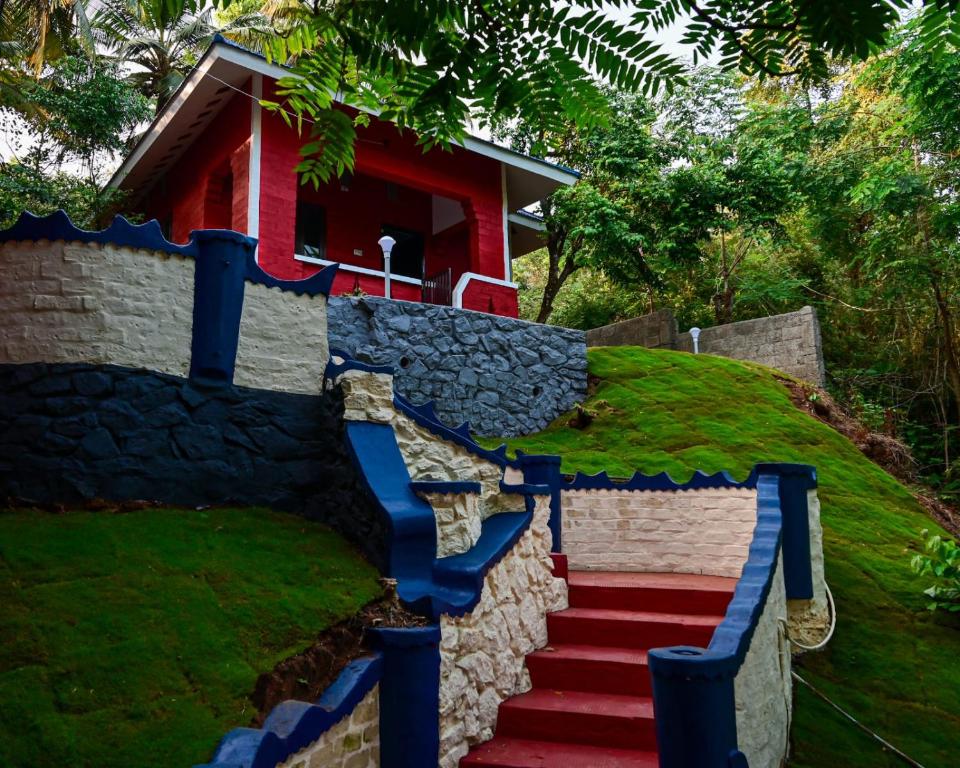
[213,0,960,185]
[93,0,269,113]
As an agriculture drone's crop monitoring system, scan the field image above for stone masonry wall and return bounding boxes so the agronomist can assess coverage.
[0,240,195,377]
[0,362,389,569]
[328,297,587,436]
[438,495,568,768]
[587,306,826,385]
[734,558,791,768]
[234,282,329,394]
[560,487,758,577]
[278,686,380,768]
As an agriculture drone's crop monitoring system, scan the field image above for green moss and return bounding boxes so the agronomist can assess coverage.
[485,346,960,766]
[0,507,383,768]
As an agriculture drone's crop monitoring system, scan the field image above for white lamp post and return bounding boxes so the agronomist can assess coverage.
[378,235,396,299]
[689,327,701,354]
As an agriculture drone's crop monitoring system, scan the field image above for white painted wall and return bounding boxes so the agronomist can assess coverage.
[560,487,758,577]
[0,240,195,376]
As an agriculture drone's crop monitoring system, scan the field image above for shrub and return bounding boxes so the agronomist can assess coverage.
[911,530,960,612]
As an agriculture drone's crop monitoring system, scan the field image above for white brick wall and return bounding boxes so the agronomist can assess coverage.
[0,240,194,375]
[234,282,329,394]
[734,557,791,768]
[560,487,758,577]
[278,685,380,768]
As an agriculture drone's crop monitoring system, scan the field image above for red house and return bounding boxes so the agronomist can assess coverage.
[108,38,578,318]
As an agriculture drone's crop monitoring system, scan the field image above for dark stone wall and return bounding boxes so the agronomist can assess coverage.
[327,297,587,437]
[0,362,388,570]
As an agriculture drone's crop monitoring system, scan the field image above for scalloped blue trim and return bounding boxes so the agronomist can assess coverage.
[563,468,752,492]
[0,209,196,255]
[197,653,382,768]
[246,254,338,297]
[393,392,518,469]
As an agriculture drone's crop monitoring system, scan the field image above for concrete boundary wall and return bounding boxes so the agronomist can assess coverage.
[587,306,826,385]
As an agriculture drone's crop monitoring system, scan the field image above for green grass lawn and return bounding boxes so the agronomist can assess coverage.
[486,346,960,767]
[0,507,382,768]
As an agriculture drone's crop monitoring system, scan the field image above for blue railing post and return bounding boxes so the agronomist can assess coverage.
[188,229,257,385]
[648,649,739,768]
[368,625,441,768]
[754,463,817,600]
[518,453,563,552]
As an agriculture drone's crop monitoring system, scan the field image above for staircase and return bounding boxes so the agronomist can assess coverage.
[460,572,737,768]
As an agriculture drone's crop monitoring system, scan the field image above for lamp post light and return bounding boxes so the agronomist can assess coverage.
[689,327,701,354]
[378,235,396,300]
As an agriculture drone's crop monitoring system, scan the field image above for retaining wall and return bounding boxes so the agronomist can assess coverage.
[327,297,587,436]
[587,306,826,385]
[0,361,388,567]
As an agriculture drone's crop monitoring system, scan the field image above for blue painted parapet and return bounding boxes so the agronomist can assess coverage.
[648,473,783,768]
[369,626,442,768]
[197,653,382,768]
[518,452,563,552]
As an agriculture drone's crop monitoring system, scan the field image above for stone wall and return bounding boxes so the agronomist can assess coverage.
[587,306,826,385]
[0,362,388,569]
[234,281,329,394]
[327,297,587,436]
[560,487,758,576]
[438,495,568,768]
[277,686,380,768]
[0,240,195,377]
[734,558,791,768]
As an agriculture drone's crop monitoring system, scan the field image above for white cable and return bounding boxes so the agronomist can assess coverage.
[788,582,837,652]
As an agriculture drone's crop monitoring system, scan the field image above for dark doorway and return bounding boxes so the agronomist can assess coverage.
[382,225,424,280]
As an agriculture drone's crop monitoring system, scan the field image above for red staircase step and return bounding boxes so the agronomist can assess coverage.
[460,737,659,767]
[568,571,736,616]
[547,607,722,649]
[526,644,650,696]
[495,690,656,750]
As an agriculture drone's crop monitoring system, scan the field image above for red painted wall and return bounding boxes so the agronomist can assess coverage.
[331,272,421,302]
[255,81,505,286]
[141,88,252,243]
[461,280,519,318]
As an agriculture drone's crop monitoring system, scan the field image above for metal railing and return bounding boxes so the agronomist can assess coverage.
[422,267,452,306]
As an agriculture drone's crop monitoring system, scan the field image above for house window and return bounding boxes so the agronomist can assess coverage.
[295,201,327,258]
[382,224,424,280]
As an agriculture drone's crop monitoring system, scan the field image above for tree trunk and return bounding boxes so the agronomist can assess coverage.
[535,233,581,324]
[932,275,960,424]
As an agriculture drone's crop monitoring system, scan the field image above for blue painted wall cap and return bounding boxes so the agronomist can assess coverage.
[189,229,258,250]
[368,624,441,647]
[516,451,562,466]
[648,646,740,680]
[752,462,817,486]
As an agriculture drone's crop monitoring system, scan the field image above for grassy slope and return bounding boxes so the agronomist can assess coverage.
[487,346,960,767]
[0,507,382,768]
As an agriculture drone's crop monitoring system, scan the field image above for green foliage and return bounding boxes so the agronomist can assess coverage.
[0,163,120,228]
[912,529,960,611]
[0,506,382,768]
[480,346,960,767]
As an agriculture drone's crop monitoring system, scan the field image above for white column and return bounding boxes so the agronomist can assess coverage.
[501,162,512,282]
[247,74,263,260]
